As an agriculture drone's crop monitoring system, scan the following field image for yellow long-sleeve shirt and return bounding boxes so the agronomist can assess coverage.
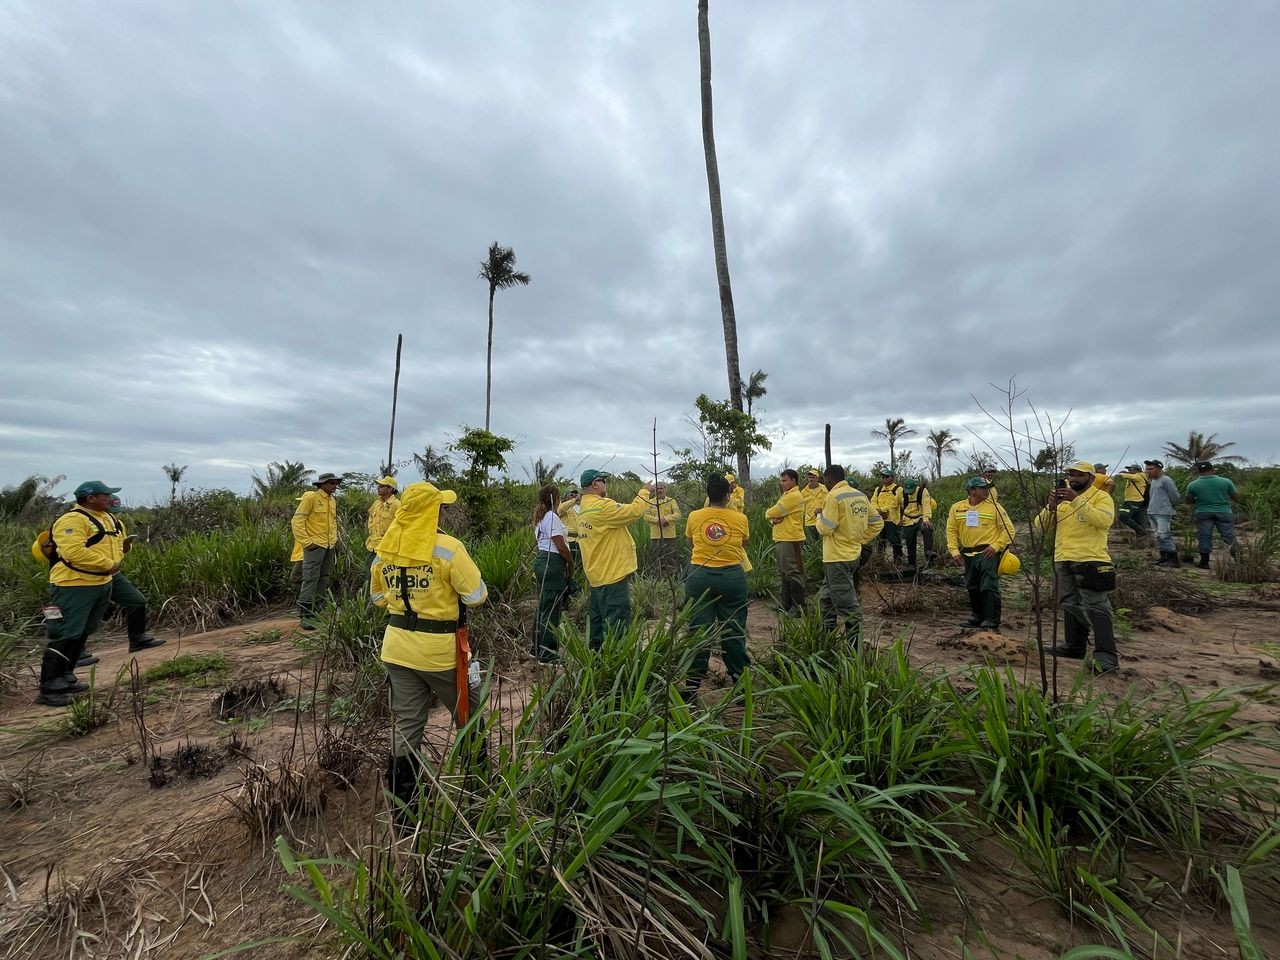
[1116,472,1148,504]
[292,489,339,549]
[48,507,125,586]
[801,483,828,527]
[703,486,745,513]
[577,490,652,587]
[643,496,682,540]
[899,487,935,527]
[946,498,1015,557]
[1034,486,1115,562]
[815,481,873,563]
[873,483,904,520]
[371,533,487,672]
[556,500,581,543]
[765,487,805,542]
[365,495,401,550]
[686,507,752,569]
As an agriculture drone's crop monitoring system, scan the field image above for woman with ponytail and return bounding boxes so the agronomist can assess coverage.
[532,485,574,663]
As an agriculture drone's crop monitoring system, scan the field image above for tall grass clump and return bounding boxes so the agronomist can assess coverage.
[279,622,966,958]
[470,529,533,602]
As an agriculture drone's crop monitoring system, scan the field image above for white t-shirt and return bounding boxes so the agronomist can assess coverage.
[535,511,567,553]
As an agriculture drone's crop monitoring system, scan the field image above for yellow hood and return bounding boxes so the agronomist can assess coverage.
[375,482,457,567]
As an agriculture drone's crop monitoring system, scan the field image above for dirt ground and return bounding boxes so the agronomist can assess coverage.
[2,535,1278,959]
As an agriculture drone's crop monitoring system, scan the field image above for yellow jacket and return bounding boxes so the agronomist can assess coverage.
[899,487,935,526]
[292,489,339,549]
[862,509,885,545]
[643,496,682,540]
[703,486,745,513]
[815,481,873,563]
[371,533,487,672]
[946,498,1015,556]
[48,507,124,586]
[686,507,752,569]
[365,495,401,550]
[577,490,652,587]
[987,486,999,505]
[765,487,805,542]
[1116,472,1148,504]
[556,500,580,543]
[873,483,904,520]
[801,483,827,526]
[1034,486,1114,562]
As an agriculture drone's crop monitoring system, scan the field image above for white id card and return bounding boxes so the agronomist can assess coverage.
[42,604,63,620]
[965,510,980,527]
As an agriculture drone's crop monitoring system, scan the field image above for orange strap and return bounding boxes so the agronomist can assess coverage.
[455,624,470,726]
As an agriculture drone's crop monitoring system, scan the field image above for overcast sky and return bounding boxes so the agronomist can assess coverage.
[2,1,1277,503]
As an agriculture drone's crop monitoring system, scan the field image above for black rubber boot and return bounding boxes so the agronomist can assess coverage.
[77,651,100,667]
[128,634,166,652]
[297,602,317,631]
[384,754,420,831]
[1088,608,1119,674]
[1197,553,1211,569]
[961,590,983,628]
[1049,618,1087,659]
[1154,551,1171,567]
[1166,550,1180,568]
[979,592,1001,630]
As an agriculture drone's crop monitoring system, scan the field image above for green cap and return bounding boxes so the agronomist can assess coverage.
[880,468,894,477]
[74,480,122,498]
[580,469,611,488]
[902,478,918,492]
[966,476,992,490]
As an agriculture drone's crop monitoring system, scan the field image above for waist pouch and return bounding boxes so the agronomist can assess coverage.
[1073,561,1116,592]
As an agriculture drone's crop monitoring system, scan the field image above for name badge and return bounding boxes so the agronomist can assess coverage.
[965,510,980,528]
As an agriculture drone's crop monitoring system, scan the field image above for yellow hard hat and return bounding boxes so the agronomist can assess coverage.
[999,552,1021,577]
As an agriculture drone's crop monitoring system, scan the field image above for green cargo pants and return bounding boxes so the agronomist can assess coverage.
[684,564,750,686]
[298,544,336,611]
[533,552,570,660]
[110,573,149,642]
[588,578,631,650]
[818,559,862,647]
[774,538,806,612]
[384,662,483,759]
[40,582,113,689]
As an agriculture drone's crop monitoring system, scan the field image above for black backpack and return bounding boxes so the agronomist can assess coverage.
[37,509,122,574]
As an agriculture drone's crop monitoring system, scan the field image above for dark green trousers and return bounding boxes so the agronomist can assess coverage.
[819,560,862,646]
[1118,502,1148,537]
[588,578,631,650]
[961,551,1001,594]
[684,564,750,685]
[40,582,113,688]
[533,552,570,658]
[902,523,934,566]
[774,538,806,611]
[110,573,149,641]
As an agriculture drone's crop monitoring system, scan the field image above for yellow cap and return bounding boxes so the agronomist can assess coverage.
[724,472,736,483]
[375,476,399,489]
[1064,460,1096,475]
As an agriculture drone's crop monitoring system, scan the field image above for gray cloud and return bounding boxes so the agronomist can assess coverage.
[1,1,1277,502]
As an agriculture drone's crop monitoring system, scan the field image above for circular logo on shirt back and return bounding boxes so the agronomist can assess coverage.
[704,522,728,542]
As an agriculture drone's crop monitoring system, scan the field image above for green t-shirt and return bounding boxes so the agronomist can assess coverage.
[1186,475,1237,515]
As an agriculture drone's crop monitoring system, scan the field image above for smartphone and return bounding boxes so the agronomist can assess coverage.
[1055,478,1067,489]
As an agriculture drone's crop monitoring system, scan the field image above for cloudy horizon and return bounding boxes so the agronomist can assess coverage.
[2,1,1277,504]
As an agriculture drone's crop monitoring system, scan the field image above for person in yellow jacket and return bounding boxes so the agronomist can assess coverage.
[365,476,402,573]
[643,482,682,575]
[872,469,905,563]
[1034,461,1119,674]
[765,468,807,615]
[800,468,827,543]
[683,473,752,698]
[898,478,936,568]
[946,476,1015,630]
[813,464,873,647]
[370,482,488,821]
[36,481,126,706]
[292,472,342,629]
[981,467,999,504]
[576,469,655,648]
[1113,463,1150,541]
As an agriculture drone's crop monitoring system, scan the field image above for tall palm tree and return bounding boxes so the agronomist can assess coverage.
[926,429,961,480]
[1163,431,1246,467]
[478,242,531,431]
[698,0,748,490]
[251,461,313,498]
[161,463,188,504]
[871,417,918,472]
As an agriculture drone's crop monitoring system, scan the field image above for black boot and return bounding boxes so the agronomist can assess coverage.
[297,602,317,631]
[892,546,904,564]
[77,651,100,667]
[1087,607,1119,674]
[384,754,420,830]
[1154,551,1172,567]
[1049,618,1087,659]
[1166,550,1180,568]
[129,634,166,652]
[961,590,983,628]
[979,592,1001,630]
[1197,553,1211,569]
